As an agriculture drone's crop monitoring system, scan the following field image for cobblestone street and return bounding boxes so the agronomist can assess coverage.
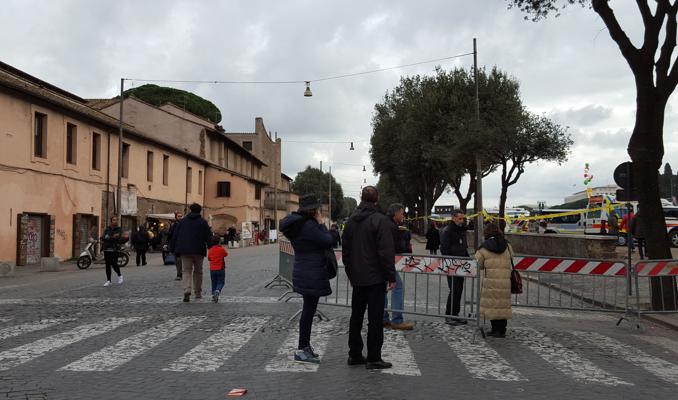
[2,244,678,399]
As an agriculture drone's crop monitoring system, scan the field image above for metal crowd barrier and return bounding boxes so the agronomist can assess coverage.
[269,239,659,333]
[510,255,629,313]
[629,259,678,326]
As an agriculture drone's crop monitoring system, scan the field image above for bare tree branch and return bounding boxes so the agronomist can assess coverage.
[592,0,641,69]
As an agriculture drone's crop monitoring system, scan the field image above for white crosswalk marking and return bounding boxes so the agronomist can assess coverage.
[163,316,270,372]
[513,328,630,386]
[61,316,206,372]
[0,319,73,341]
[265,321,335,373]
[381,329,421,376]
[0,317,140,371]
[573,331,678,385]
[436,325,525,381]
[634,335,678,355]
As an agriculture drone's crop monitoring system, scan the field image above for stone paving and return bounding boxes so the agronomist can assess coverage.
[1,244,678,399]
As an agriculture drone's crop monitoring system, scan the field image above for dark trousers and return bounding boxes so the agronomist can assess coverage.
[429,249,438,255]
[210,269,225,294]
[445,276,465,316]
[299,295,320,350]
[135,250,147,266]
[104,251,121,281]
[175,255,183,277]
[490,319,507,334]
[637,238,646,259]
[349,282,386,362]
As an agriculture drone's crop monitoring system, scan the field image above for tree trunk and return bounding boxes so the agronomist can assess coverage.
[498,183,509,231]
[628,86,677,310]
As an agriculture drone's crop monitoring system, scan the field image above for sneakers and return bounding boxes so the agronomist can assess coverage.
[390,321,415,330]
[194,292,203,299]
[212,290,220,303]
[307,345,319,358]
[294,347,320,364]
[103,281,111,287]
[366,360,393,370]
[117,275,124,284]
[347,355,367,366]
[183,293,190,303]
[486,330,506,338]
[175,276,182,281]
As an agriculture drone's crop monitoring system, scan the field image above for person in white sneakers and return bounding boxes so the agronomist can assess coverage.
[101,216,125,286]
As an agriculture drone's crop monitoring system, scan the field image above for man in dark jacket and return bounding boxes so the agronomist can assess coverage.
[169,203,212,302]
[440,210,469,324]
[383,203,414,330]
[342,186,396,370]
[426,222,440,254]
[131,225,150,266]
[167,211,184,280]
[330,224,342,248]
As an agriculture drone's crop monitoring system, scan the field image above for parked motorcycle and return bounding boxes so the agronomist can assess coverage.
[77,239,130,270]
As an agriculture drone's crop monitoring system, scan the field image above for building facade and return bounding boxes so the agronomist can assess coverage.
[0,61,294,265]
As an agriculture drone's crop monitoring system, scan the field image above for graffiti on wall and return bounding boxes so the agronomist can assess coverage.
[26,216,43,264]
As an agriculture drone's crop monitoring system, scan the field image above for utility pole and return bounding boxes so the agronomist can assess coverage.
[328,166,332,228]
[473,38,484,249]
[117,78,124,223]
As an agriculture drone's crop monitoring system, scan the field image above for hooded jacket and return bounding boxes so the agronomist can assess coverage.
[169,212,212,257]
[476,236,513,321]
[440,222,469,257]
[280,212,334,297]
[341,202,396,286]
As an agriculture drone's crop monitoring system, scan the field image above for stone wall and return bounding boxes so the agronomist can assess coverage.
[467,231,619,259]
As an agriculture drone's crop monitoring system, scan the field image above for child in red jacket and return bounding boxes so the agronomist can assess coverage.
[208,236,228,303]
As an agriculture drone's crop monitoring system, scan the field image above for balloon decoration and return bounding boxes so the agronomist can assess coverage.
[583,163,594,185]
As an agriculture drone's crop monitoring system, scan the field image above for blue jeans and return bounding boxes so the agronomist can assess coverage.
[384,272,404,324]
[210,269,225,294]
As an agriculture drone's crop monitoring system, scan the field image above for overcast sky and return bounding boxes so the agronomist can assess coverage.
[2,0,675,208]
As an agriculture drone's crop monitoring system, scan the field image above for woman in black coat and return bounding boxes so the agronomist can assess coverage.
[425,222,440,255]
[280,194,334,364]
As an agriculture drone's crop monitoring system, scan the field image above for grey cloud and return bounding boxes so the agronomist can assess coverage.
[549,105,614,127]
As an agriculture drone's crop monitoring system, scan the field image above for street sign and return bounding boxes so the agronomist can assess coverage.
[614,162,637,201]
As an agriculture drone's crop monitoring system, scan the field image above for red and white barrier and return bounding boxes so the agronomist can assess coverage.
[635,260,678,277]
[513,257,627,276]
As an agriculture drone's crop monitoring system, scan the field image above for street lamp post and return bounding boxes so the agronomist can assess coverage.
[117,78,125,222]
[473,38,484,249]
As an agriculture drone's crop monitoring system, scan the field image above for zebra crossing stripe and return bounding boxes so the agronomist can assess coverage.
[264,321,335,373]
[633,335,678,355]
[0,317,140,371]
[0,319,73,341]
[163,316,270,372]
[436,325,525,381]
[61,316,206,372]
[573,331,678,385]
[381,329,421,376]
[513,328,630,386]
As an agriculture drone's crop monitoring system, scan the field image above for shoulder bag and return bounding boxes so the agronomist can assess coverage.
[508,249,523,294]
[325,249,338,280]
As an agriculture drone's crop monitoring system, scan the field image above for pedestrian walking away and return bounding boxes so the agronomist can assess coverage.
[101,216,125,287]
[280,194,334,364]
[131,225,150,266]
[631,210,646,259]
[440,210,469,325]
[169,203,212,302]
[425,221,440,255]
[383,203,414,331]
[330,223,342,249]
[342,186,397,370]
[207,235,228,303]
[476,222,513,338]
[167,211,184,280]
